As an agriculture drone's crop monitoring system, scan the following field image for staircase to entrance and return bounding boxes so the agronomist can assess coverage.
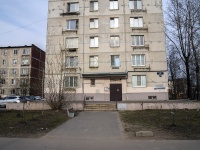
[84,102,117,111]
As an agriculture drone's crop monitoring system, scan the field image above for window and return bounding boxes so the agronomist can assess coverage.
[21,78,28,85]
[3,50,8,55]
[132,75,146,87]
[110,18,119,28]
[3,60,6,65]
[90,37,99,47]
[65,76,78,88]
[23,49,29,55]
[132,54,145,66]
[111,55,120,67]
[129,0,142,10]
[0,78,5,84]
[2,70,6,74]
[21,68,29,75]
[12,79,16,85]
[13,49,18,55]
[89,56,98,67]
[110,36,120,47]
[91,79,95,86]
[11,89,16,95]
[110,0,118,10]
[67,20,78,30]
[66,38,78,49]
[130,17,143,27]
[13,59,17,65]
[13,69,17,74]
[0,89,5,94]
[90,18,98,28]
[131,35,144,46]
[22,58,29,65]
[66,56,78,68]
[67,3,79,12]
[90,1,98,11]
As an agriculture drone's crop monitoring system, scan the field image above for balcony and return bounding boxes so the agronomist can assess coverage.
[132,44,149,51]
[60,12,80,16]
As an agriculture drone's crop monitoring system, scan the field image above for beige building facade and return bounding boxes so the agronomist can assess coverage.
[46,0,168,101]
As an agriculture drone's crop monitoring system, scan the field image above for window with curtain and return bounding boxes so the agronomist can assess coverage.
[13,69,17,74]
[21,68,29,75]
[21,58,29,65]
[90,37,99,47]
[66,38,78,48]
[131,35,144,46]
[111,55,120,67]
[90,18,99,28]
[130,17,143,27]
[129,0,142,9]
[65,76,78,88]
[89,56,98,67]
[67,20,78,30]
[110,0,119,10]
[110,18,119,28]
[67,3,79,12]
[132,54,145,66]
[110,36,120,47]
[13,59,17,65]
[66,56,78,68]
[90,1,98,11]
[132,75,146,87]
[12,79,16,85]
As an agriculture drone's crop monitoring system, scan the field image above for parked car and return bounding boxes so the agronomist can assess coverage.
[0,96,21,107]
[34,96,43,100]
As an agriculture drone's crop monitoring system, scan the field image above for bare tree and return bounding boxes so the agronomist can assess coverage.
[165,0,200,99]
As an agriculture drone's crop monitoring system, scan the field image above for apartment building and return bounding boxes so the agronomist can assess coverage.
[0,45,45,97]
[46,0,168,101]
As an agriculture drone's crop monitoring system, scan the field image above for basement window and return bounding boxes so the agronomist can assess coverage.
[85,96,94,101]
[148,96,157,100]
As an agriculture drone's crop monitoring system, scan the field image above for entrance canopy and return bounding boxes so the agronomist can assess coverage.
[82,72,127,78]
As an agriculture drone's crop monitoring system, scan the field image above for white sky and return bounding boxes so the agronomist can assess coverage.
[0,0,168,51]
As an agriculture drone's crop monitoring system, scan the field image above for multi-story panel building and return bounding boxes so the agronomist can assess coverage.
[46,0,168,101]
[0,45,45,98]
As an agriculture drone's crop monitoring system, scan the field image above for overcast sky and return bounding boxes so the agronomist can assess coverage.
[0,0,168,51]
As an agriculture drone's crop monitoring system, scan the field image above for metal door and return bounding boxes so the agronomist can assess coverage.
[110,84,122,101]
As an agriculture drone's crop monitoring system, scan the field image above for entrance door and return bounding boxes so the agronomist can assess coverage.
[110,84,122,101]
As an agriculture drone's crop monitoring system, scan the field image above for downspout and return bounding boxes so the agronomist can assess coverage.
[82,0,85,108]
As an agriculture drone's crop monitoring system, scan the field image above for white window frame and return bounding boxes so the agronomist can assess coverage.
[129,0,142,10]
[130,17,143,27]
[23,49,29,55]
[3,50,8,55]
[13,49,18,55]
[21,68,29,75]
[90,37,99,47]
[131,35,144,46]
[111,55,120,67]
[3,60,6,65]
[89,56,99,67]
[11,89,16,95]
[90,18,99,29]
[13,59,17,65]
[67,20,78,30]
[132,54,145,66]
[22,58,29,65]
[12,79,16,85]
[110,18,119,28]
[66,56,78,68]
[68,3,79,12]
[0,89,5,94]
[90,1,98,11]
[65,76,78,88]
[110,0,119,10]
[66,38,78,49]
[132,75,146,87]
[110,36,120,47]
[13,69,17,75]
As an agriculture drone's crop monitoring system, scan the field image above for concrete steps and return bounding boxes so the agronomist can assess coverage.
[84,103,117,111]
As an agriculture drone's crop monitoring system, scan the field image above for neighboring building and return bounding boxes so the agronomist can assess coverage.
[0,45,45,97]
[46,0,168,101]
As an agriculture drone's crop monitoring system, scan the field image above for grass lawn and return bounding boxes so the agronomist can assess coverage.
[119,109,200,140]
[0,110,68,138]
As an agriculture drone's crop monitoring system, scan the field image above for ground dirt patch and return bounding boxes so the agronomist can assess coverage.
[119,109,200,140]
[0,110,68,138]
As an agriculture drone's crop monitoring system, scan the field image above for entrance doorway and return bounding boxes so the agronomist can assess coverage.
[110,84,122,101]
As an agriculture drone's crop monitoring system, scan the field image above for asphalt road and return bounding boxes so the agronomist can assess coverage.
[0,111,200,150]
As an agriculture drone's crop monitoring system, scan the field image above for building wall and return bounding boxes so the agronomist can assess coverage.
[0,45,45,97]
[46,0,168,101]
